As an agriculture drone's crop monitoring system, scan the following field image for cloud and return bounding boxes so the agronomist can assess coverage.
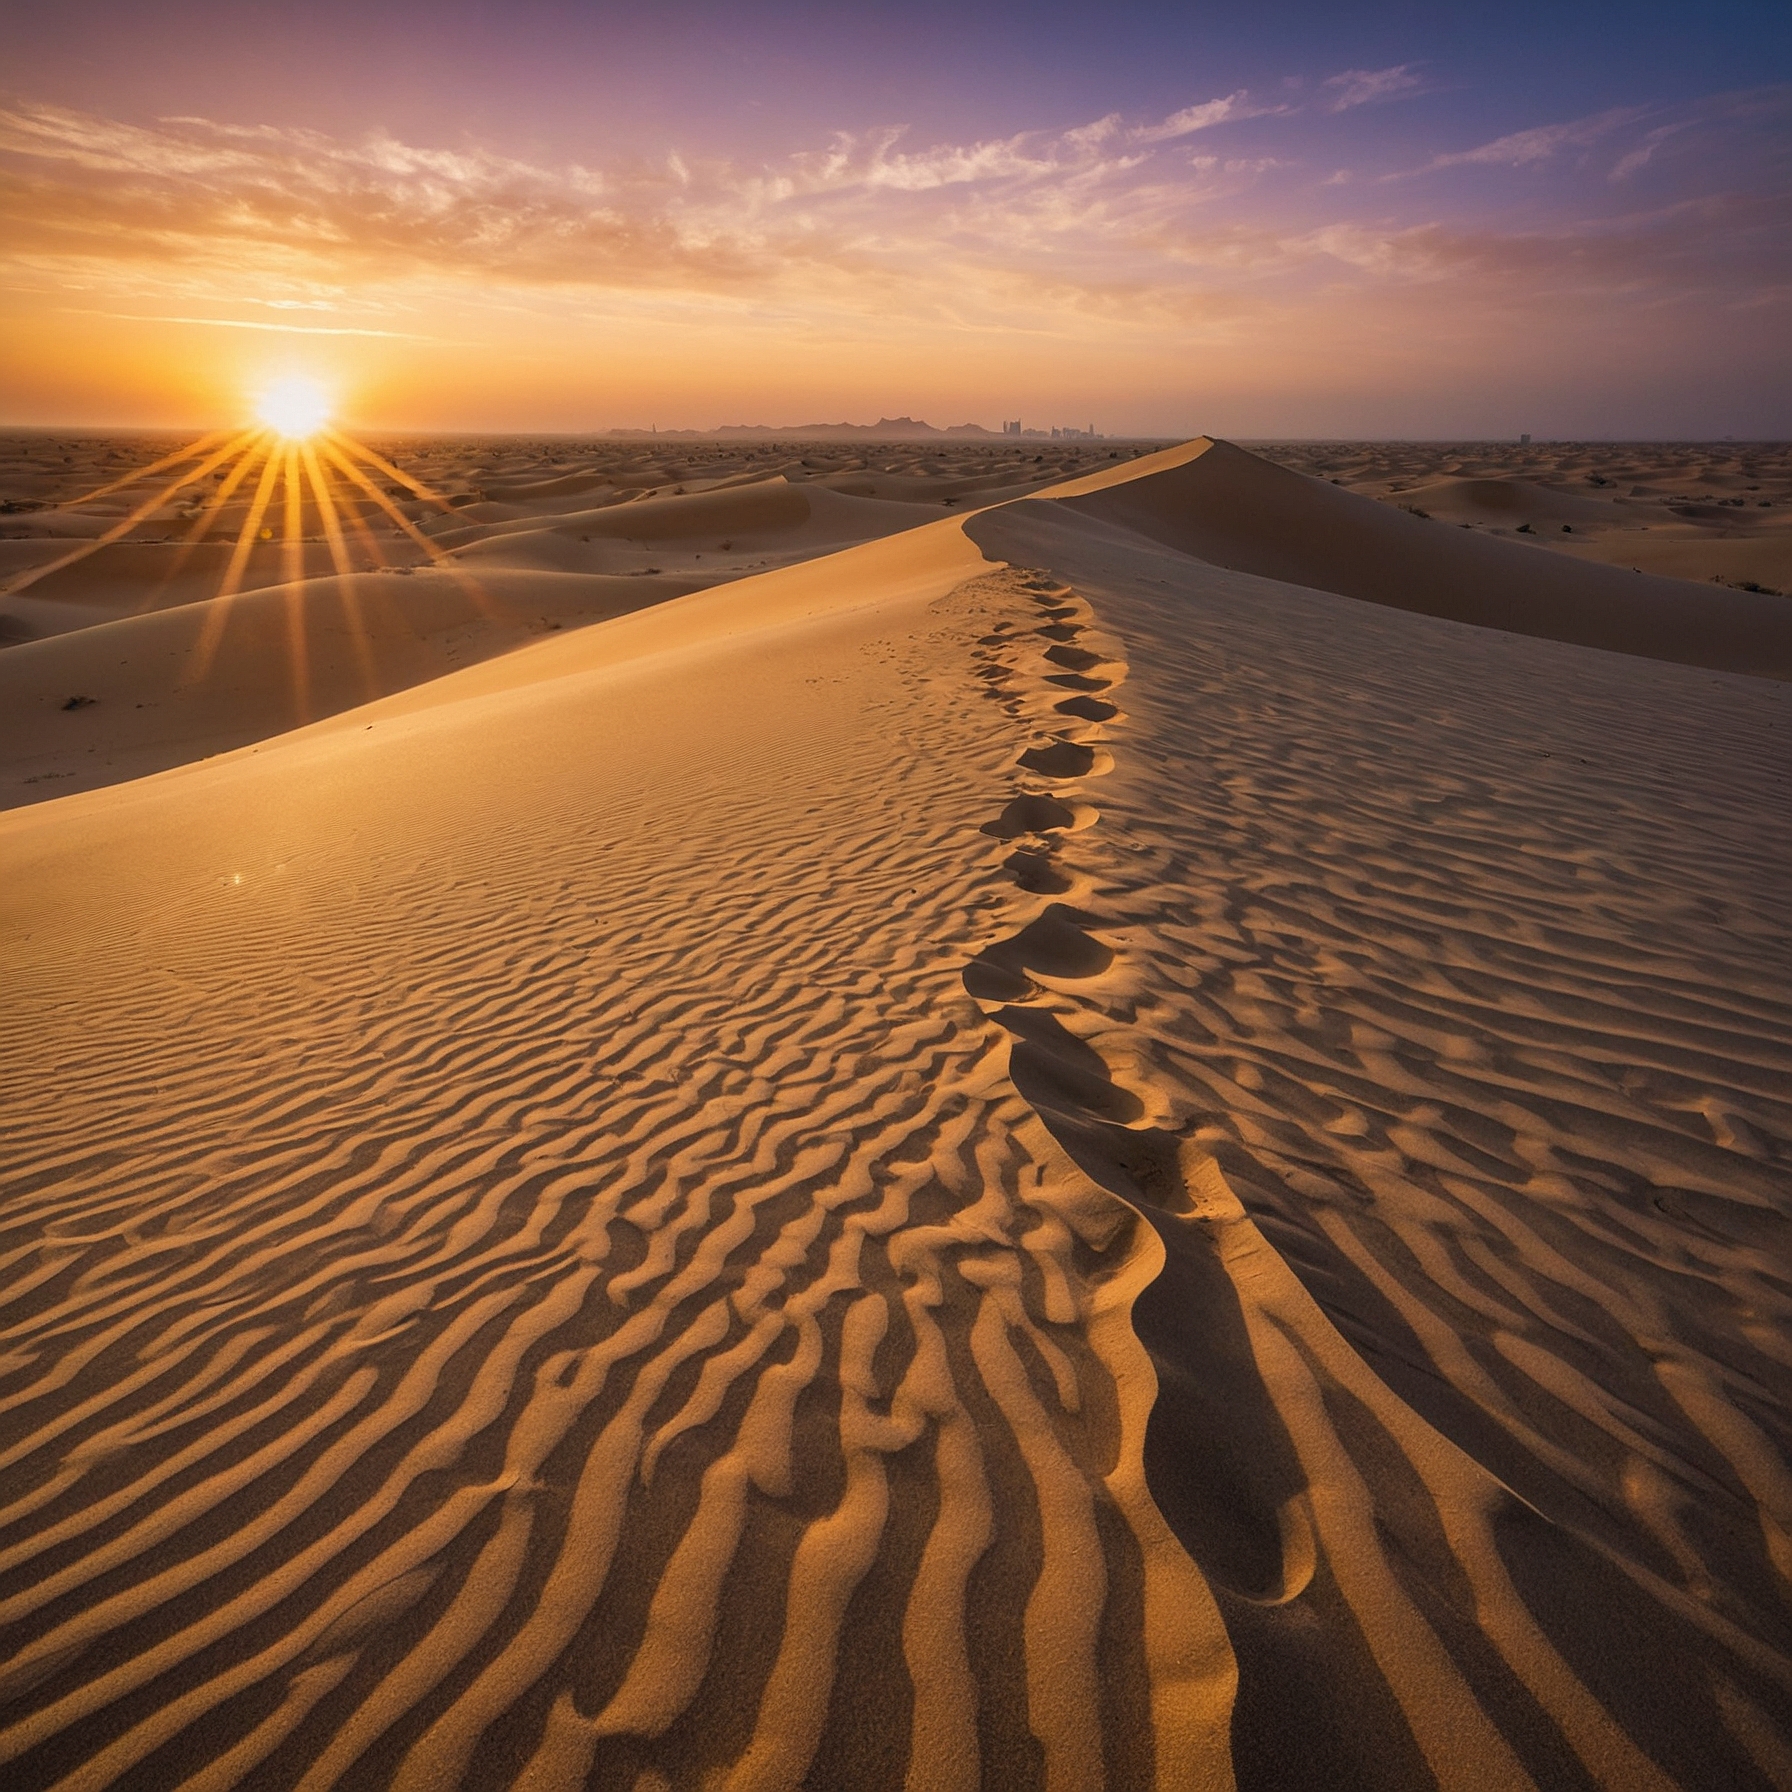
[1426,107,1646,171]
[1610,122,1690,181]
[1283,188,1792,299]
[0,89,1783,354]
[0,98,1273,345]
[57,308,435,338]
[779,90,1261,195]
[1322,65,1426,112]
[0,104,716,295]
[1397,88,1791,199]
[1133,92,1259,143]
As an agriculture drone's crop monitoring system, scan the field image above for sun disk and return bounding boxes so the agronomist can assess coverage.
[256,377,332,440]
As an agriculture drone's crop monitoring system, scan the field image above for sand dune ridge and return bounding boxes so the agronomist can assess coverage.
[0,545,1231,1789]
[1,437,1789,1788]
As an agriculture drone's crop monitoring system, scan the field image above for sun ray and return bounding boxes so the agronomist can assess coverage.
[299,442,355,583]
[18,404,510,718]
[187,441,287,682]
[322,429,460,514]
[280,444,312,723]
[315,438,454,563]
[1,428,265,602]
[301,439,380,702]
[281,444,307,585]
[136,432,274,614]
[329,471,402,571]
[56,427,241,510]
[217,446,285,602]
[318,438,500,621]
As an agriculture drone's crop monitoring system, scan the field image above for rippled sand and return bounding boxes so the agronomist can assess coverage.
[1,438,1788,1790]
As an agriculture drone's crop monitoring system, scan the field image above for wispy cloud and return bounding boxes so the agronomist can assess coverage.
[1132,91,1285,143]
[1322,65,1428,112]
[0,94,1277,310]
[56,308,435,338]
[1425,107,1646,170]
[1610,122,1690,181]
[0,85,1783,358]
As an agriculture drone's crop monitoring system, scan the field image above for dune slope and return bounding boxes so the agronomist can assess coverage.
[0,522,1229,1792]
[0,566,714,805]
[0,480,945,811]
[1250,438,1792,596]
[969,491,1792,1789]
[1055,439,1792,677]
[1,443,1788,1790]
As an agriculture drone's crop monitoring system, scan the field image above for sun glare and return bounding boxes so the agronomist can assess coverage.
[256,377,332,440]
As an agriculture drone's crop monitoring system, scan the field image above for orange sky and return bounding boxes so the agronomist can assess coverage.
[2,3,1787,436]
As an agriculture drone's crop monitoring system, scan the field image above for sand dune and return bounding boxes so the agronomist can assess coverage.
[0,566,717,803]
[1391,475,1623,528]
[442,481,944,572]
[970,484,1792,1788]
[0,451,1020,808]
[1054,439,1792,677]
[1256,438,1792,597]
[0,432,1122,653]
[7,542,384,636]
[0,436,1788,1790]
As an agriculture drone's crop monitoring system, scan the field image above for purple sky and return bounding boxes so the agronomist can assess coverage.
[2,1,1787,434]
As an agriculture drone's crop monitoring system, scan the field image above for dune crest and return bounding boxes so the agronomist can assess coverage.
[0,531,1233,1790]
[970,489,1792,1788]
[2,438,1789,1788]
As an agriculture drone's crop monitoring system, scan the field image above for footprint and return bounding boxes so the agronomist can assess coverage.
[1004,848,1072,895]
[999,1005,1146,1127]
[1055,696,1118,722]
[982,793,1079,839]
[968,906,1115,991]
[963,958,1036,1004]
[1019,739,1099,779]
[1044,644,1107,673]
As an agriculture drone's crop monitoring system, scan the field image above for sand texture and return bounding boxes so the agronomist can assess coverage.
[1,436,1788,1790]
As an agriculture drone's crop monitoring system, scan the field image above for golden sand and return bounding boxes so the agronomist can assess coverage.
[0,436,1787,1790]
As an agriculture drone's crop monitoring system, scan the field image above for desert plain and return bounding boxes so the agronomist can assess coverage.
[1,429,1790,1792]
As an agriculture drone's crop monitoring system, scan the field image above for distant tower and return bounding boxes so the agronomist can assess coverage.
[1520,432,1531,445]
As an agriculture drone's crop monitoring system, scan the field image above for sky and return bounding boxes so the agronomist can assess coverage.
[1,0,1788,437]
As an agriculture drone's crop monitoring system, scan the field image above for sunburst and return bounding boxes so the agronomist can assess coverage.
[1,386,491,720]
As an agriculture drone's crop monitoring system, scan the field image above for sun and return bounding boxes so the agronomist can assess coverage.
[255,376,332,440]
